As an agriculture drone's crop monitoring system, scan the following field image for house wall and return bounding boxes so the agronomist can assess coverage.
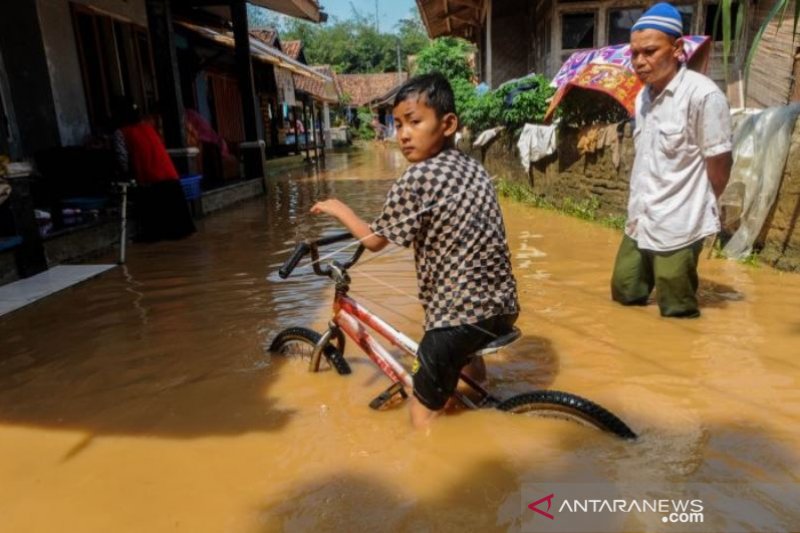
[465,115,800,271]
[36,0,149,146]
[746,0,798,109]
[489,0,530,86]
[0,1,62,157]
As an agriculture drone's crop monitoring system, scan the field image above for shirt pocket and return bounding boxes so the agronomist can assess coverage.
[657,123,686,156]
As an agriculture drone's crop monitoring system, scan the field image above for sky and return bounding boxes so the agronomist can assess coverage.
[318,0,418,32]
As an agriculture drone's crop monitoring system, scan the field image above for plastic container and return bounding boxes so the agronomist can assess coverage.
[179,174,203,201]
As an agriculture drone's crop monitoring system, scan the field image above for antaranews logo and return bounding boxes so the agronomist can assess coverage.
[526,491,704,530]
[528,493,556,520]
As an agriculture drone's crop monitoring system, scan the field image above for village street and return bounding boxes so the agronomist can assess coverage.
[0,145,798,531]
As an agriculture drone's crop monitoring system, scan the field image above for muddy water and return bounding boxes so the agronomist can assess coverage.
[0,146,798,532]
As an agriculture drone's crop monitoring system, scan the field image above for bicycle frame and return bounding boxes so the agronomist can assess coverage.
[313,291,498,409]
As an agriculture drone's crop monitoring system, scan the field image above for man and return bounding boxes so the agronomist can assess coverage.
[611,2,733,318]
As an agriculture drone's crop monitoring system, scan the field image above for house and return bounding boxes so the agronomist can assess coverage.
[415,0,800,109]
[338,72,409,134]
[0,0,326,284]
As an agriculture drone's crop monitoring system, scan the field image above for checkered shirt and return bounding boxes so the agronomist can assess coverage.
[369,148,519,330]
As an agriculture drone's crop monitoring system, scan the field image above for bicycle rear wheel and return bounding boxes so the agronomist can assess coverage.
[269,327,351,375]
[496,390,636,440]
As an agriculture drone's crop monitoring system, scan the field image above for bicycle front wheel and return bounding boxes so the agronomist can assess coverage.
[269,327,351,375]
[496,390,636,440]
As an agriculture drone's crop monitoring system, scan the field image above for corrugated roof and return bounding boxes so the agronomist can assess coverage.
[176,21,330,82]
[338,72,408,106]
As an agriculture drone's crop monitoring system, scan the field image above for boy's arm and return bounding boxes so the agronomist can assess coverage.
[310,199,389,252]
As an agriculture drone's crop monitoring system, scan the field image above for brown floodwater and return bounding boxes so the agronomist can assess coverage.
[0,145,798,532]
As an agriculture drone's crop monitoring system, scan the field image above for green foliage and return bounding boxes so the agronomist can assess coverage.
[712,0,799,96]
[351,107,376,140]
[251,6,429,74]
[415,37,474,81]
[495,179,627,230]
[461,75,554,132]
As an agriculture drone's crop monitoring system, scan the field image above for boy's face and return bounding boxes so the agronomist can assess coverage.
[393,96,458,163]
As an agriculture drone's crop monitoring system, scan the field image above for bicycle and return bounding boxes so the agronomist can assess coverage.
[270,232,637,439]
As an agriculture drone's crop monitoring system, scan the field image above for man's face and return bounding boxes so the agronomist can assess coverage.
[393,96,457,163]
[630,29,682,89]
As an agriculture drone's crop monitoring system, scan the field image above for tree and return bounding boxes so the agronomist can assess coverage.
[415,37,473,81]
[396,9,430,62]
[247,4,282,29]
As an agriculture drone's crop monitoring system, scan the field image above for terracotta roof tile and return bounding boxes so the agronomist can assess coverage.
[249,28,278,47]
[337,72,408,106]
[282,40,303,60]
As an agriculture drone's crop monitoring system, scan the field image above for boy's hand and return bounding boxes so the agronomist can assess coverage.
[310,199,348,218]
[309,198,389,252]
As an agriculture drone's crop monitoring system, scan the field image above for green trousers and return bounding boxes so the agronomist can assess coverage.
[610,234,704,318]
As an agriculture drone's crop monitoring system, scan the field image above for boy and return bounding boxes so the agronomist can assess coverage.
[311,73,519,428]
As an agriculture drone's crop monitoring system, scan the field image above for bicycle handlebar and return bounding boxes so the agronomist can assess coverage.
[278,231,365,279]
[278,242,310,279]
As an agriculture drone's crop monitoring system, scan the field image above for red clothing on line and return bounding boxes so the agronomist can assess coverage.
[121,122,179,185]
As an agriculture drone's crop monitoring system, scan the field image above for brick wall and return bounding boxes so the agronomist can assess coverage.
[464,117,800,271]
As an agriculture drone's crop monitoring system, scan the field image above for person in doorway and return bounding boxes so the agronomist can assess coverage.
[112,98,195,242]
[610,3,733,318]
[309,73,519,428]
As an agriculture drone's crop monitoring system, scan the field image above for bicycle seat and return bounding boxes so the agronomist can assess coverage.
[470,327,521,357]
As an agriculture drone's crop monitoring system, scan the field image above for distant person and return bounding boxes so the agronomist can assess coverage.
[112,98,195,242]
[309,73,519,428]
[610,3,732,318]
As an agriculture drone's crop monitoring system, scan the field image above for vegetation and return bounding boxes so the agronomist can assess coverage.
[247,6,429,74]
[495,179,626,230]
[414,38,554,133]
[715,0,799,94]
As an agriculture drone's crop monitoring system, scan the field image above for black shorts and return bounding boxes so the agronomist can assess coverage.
[412,313,518,411]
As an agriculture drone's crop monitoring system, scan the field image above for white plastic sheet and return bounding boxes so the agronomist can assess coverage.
[720,104,800,259]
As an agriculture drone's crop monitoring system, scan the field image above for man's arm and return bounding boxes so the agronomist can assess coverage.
[706,152,732,198]
[310,199,389,251]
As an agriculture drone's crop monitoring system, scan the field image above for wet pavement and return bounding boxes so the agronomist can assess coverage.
[0,145,798,532]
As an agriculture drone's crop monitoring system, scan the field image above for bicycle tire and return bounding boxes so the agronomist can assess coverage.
[269,327,351,375]
[496,390,637,440]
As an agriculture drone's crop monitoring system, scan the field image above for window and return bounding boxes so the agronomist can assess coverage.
[562,12,596,50]
[608,8,643,45]
[704,3,740,41]
[608,6,694,46]
[71,4,157,133]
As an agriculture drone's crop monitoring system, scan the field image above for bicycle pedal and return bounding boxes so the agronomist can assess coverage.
[369,382,408,410]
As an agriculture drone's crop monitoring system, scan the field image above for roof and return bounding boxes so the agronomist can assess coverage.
[176,21,330,82]
[248,0,323,23]
[337,72,409,106]
[293,65,342,103]
[249,29,279,47]
[282,40,303,60]
[416,0,483,42]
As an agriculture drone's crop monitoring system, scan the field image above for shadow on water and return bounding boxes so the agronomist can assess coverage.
[0,148,407,440]
[256,417,800,532]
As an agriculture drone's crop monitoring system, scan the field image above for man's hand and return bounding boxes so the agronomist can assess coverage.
[706,152,733,199]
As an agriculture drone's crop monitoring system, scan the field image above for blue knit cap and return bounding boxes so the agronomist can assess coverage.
[631,3,683,37]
